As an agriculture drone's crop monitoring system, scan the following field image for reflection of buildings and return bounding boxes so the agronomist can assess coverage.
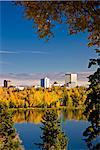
[65,73,77,87]
[4,80,11,87]
[41,77,50,88]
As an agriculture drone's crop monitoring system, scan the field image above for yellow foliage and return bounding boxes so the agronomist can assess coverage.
[0,86,88,109]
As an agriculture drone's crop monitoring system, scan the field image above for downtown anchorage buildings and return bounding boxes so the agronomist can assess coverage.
[40,73,78,88]
[65,73,77,88]
[3,73,79,89]
[41,77,50,88]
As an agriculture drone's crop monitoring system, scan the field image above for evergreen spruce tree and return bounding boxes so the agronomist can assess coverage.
[36,110,68,150]
[0,103,23,150]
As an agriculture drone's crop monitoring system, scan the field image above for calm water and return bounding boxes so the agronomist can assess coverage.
[15,120,89,150]
[11,109,99,150]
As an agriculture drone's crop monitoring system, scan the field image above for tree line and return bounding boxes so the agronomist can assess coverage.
[0,86,89,109]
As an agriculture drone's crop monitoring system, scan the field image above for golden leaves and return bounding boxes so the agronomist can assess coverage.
[15,1,99,46]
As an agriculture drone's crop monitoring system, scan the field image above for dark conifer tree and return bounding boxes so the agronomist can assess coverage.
[36,110,68,150]
[0,104,23,150]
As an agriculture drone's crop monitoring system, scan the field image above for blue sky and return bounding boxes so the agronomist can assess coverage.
[0,1,96,74]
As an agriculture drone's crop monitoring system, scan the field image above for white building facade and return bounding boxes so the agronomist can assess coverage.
[41,77,50,88]
[65,73,77,87]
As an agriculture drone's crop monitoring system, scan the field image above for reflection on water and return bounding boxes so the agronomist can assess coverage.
[1,107,99,150]
[12,108,86,124]
[13,109,88,149]
[12,109,44,124]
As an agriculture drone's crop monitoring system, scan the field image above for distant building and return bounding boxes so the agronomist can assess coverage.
[4,80,11,88]
[34,85,41,89]
[65,73,77,87]
[53,81,64,87]
[16,86,25,90]
[41,77,50,88]
[4,80,7,87]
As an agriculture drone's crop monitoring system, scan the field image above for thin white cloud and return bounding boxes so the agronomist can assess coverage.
[0,50,49,55]
[0,51,18,54]
[20,51,49,54]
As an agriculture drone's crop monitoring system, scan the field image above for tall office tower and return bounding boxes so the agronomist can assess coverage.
[65,73,77,87]
[4,80,11,88]
[41,77,50,88]
[4,80,8,87]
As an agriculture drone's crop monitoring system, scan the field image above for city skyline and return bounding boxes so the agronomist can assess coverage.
[0,71,92,87]
[0,1,96,74]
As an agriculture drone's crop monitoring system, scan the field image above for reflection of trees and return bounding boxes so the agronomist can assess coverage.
[62,109,86,121]
[0,104,23,150]
[12,109,44,124]
[12,108,87,124]
[36,110,68,150]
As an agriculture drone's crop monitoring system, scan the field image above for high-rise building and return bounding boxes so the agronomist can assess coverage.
[41,77,50,88]
[65,73,77,87]
[4,80,11,88]
[4,80,8,87]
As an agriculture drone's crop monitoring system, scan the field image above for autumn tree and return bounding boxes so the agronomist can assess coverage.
[83,60,100,150]
[14,2,100,133]
[15,1,100,47]
[83,49,100,150]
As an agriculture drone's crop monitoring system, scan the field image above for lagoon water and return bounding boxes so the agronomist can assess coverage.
[15,120,90,150]
[13,109,96,150]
